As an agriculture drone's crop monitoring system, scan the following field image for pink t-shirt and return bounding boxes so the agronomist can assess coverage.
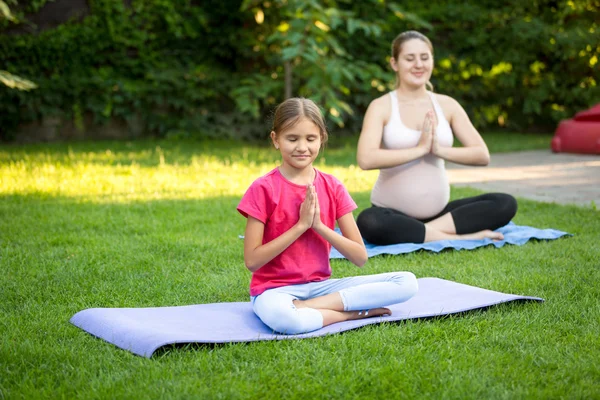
[237,168,357,296]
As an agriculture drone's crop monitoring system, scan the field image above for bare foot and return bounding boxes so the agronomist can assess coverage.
[292,294,392,327]
[316,307,393,327]
[463,229,504,241]
[347,307,392,321]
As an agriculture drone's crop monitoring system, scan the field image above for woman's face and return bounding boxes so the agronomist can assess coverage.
[392,38,433,89]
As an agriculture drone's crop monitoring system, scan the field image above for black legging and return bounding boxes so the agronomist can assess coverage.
[356,193,518,245]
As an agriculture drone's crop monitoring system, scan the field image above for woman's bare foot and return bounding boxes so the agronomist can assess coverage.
[424,213,504,242]
[425,226,504,242]
[462,229,504,241]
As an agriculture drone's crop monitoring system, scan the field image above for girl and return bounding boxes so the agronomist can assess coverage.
[356,31,517,245]
[237,97,418,335]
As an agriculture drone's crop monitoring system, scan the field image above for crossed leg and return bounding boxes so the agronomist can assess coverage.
[252,272,418,334]
[357,193,516,245]
[293,293,391,327]
[424,213,503,242]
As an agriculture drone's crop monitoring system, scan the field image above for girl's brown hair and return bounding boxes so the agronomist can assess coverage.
[391,30,434,91]
[272,97,329,146]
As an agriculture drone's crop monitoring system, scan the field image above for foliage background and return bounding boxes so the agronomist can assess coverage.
[0,0,598,141]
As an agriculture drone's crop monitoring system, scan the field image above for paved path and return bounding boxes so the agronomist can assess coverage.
[446,150,600,208]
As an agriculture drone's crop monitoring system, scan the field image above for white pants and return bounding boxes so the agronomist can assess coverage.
[251,271,418,335]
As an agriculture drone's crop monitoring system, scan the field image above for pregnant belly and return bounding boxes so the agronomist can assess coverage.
[371,160,450,219]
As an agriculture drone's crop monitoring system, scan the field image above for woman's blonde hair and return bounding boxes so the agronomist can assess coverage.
[272,97,329,146]
[391,30,434,91]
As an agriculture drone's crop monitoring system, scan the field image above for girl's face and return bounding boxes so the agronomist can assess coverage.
[271,117,322,172]
[391,38,433,89]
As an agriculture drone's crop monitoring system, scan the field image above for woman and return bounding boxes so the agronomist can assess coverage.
[356,31,517,245]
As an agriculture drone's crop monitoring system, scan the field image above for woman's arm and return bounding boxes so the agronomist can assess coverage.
[433,95,490,166]
[357,96,430,170]
[243,185,316,272]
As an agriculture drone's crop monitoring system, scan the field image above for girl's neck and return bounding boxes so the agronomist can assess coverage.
[395,86,429,101]
[278,163,315,185]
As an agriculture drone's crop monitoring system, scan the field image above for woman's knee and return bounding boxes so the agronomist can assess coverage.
[492,193,518,223]
[357,209,380,235]
[502,193,518,218]
[357,208,391,244]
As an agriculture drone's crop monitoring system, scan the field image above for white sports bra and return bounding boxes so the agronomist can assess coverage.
[370,91,454,219]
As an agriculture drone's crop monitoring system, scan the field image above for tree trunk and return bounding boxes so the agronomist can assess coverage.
[284,60,292,99]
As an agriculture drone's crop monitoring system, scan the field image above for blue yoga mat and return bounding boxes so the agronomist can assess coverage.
[70,277,543,358]
[330,222,570,259]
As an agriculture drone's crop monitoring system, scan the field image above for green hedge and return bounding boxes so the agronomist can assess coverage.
[0,0,598,141]
[405,0,600,130]
[1,0,255,140]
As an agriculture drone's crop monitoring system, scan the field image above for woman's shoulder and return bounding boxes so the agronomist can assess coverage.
[369,92,392,108]
[431,92,461,110]
[365,92,393,121]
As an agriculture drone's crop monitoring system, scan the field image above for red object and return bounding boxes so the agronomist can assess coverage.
[551,104,600,154]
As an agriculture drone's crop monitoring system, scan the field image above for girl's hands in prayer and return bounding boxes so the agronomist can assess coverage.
[310,185,323,230]
[298,184,316,231]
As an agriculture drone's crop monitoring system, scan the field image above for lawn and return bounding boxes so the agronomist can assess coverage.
[1,135,599,399]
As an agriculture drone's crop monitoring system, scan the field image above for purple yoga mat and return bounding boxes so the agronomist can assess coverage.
[70,278,543,358]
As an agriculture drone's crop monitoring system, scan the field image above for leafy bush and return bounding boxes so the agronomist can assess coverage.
[0,0,598,141]
[0,0,254,140]
[404,0,600,130]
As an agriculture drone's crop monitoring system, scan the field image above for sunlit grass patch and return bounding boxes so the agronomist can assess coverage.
[0,140,378,202]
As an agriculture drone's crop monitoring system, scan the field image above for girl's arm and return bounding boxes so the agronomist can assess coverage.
[242,217,307,272]
[242,185,316,272]
[312,212,367,267]
[432,95,490,166]
[310,186,367,267]
[357,97,431,170]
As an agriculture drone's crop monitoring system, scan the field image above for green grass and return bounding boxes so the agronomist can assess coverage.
[480,131,555,153]
[1,138,598,399]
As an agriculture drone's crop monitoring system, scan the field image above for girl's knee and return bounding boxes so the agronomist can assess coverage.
[261,310,302,334]
[405,272,419,298]
[254,304,322,335]
[271,316,310,335]
[392,272,419,299]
